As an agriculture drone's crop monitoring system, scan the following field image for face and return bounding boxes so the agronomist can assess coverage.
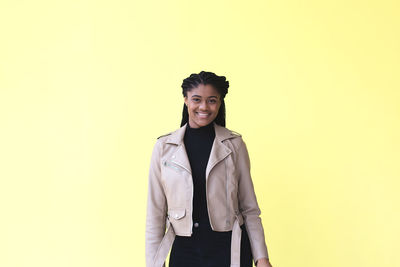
[184,84,222,128]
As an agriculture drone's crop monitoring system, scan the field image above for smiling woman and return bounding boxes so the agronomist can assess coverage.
[145,71,273,267]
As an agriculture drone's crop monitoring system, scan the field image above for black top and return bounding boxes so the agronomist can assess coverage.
[183,121,215,223]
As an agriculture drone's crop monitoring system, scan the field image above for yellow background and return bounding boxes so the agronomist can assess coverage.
[1,0,399,266]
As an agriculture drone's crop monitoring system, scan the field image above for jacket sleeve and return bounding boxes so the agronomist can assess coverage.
[145,139,167,267]
[236,138,269,264]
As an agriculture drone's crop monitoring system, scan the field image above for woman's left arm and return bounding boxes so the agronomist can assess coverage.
[236,138,271,266]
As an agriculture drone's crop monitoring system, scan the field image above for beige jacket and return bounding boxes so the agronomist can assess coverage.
[145,122,269,267]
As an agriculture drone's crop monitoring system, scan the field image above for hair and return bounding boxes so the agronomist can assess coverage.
[180,71,229,127]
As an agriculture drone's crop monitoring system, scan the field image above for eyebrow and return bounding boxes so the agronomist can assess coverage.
[191,95,218,98]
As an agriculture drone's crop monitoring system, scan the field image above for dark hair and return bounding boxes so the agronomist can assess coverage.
[180,71,229,127]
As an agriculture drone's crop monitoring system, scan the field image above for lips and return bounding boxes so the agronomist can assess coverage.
[196,112,210,118]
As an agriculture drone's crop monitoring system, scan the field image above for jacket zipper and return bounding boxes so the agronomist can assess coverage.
[225,159,230,227]
[165,160,188,173]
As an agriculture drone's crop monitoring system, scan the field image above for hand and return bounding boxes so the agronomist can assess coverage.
[256,257,273,267]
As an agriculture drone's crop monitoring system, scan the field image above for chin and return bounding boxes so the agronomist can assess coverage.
[193,119,213,127]
[200,122,211,126]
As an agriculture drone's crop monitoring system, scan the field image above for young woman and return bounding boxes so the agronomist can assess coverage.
[145,71,273,267]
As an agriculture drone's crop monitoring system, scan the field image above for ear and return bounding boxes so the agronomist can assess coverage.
[184,96,188,106]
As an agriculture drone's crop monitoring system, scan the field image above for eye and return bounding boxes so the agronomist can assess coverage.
[192,98,200,103]
[208,99,217,104]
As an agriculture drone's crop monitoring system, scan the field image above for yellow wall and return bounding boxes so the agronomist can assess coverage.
[1,0,399,266]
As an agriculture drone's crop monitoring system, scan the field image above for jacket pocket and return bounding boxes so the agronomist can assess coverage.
[168,208,186,220]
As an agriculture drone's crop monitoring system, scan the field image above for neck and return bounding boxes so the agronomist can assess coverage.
[187,121,213,129]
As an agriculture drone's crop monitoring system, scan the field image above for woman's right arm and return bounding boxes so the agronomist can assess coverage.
[145,139,167,267]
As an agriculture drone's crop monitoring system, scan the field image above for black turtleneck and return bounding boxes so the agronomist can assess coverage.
[184,121,215,224]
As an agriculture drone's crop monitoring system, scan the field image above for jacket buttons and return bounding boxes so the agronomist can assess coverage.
[194,222,199,228]
[174,214,179,219]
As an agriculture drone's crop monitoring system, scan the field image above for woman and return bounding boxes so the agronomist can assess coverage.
[146,71,272,267]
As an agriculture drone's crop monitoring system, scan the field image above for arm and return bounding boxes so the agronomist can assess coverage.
[145,139,167,267]
[236,138,270,266]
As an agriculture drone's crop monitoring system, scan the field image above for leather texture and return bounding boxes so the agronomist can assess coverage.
[145,122,269,267]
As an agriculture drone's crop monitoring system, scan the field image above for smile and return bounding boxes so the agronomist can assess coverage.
[196,112,210,118]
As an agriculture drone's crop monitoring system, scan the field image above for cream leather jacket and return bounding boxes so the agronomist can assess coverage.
[145,122,269,267]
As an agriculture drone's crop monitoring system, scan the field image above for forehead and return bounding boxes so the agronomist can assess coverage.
[187,84,220,97]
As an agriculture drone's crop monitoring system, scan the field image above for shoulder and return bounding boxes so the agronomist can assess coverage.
[157,132,172,140]
[150,130,172,155]
[223,125,243,140]
[221,124,242,137]
[155,126,181,142]
[227,129,244,148]
[229,129,242,138]
[219,125,246,149]
[215,123,242,139]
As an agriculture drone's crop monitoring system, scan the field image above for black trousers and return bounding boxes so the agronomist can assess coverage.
[169,218,253,267]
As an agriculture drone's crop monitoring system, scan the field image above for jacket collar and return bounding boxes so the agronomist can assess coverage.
[165,122,236,178]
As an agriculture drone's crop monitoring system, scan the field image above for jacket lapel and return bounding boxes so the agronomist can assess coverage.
[165,122,235,178]
[165,124,192,174]
[205,123,233,180]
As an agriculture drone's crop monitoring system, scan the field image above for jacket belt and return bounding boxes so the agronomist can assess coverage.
[152,214,244,267]
[230,213,243,267]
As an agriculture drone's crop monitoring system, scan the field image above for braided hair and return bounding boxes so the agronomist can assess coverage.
[180,71,229,127]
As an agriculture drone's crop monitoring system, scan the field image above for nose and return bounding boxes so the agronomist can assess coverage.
[199,100,208,110]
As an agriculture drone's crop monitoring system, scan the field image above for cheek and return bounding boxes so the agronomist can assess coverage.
[188,106,196,115]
